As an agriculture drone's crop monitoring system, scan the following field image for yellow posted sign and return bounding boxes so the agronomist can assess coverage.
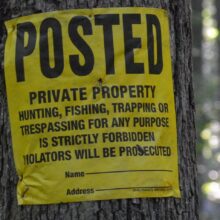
[4,7,180,205]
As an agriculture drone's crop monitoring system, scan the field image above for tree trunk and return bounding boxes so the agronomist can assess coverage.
[192,0,202,76]
[0,0,198,219]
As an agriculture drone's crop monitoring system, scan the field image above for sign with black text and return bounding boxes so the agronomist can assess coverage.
[4,7,180,205]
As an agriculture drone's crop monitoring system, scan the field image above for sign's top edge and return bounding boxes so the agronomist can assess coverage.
[5,7,168,27]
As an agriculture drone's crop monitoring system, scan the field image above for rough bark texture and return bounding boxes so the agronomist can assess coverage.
[0,0,198,219]
[192,0,202,76]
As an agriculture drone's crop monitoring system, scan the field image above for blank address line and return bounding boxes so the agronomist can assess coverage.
[96,186,173,192]
[85,169,173,175]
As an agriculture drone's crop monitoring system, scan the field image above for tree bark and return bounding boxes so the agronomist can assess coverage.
[192,0,202,78]
[0,0,198,219]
